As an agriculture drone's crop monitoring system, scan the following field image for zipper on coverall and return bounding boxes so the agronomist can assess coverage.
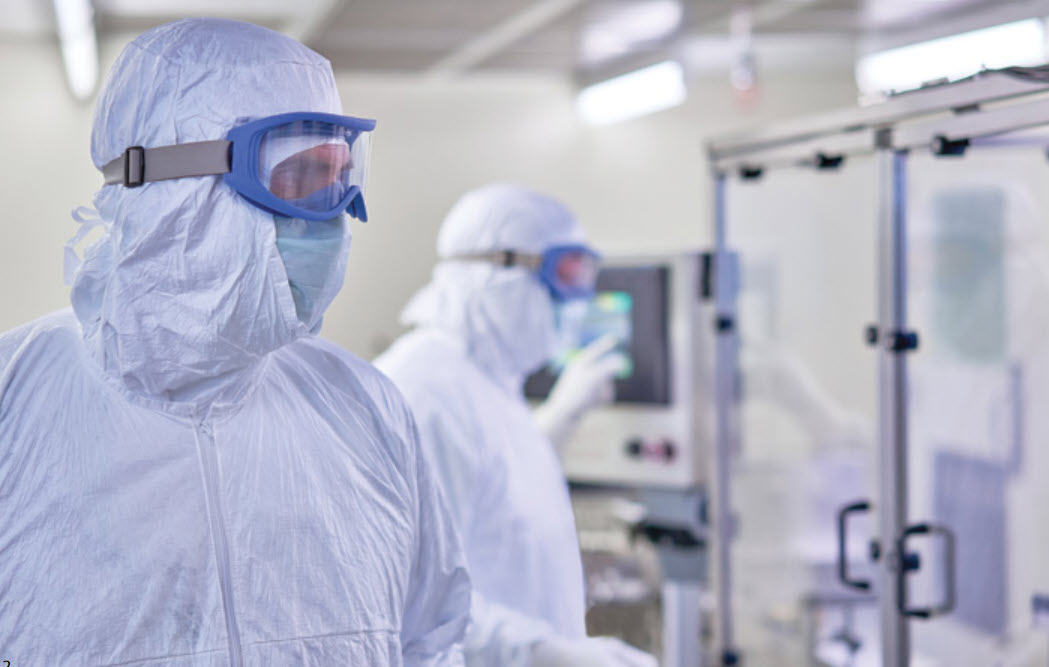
[196,419,244,667]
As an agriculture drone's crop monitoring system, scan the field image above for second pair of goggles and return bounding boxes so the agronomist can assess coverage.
[455,245,600,301]
[101,112,376,222]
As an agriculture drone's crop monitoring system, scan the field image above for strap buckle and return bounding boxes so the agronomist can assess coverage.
[123,146,145,188]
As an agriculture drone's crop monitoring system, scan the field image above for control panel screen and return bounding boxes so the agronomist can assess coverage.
[547,291,634,379]
[525,265,671,404]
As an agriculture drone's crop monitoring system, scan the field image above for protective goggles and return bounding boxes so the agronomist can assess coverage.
[101,112,375,222]
[454,244,601,301]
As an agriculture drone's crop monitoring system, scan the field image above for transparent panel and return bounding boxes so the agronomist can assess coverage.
[906,146,1049,666]
[259,119,371,211]
[725,158,881,665]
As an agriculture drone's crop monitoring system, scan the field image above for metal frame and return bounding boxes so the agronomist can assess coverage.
[710,174,740,666]
[709,72,1049,164]
[705,71,1049,667]
[874,144,911,667]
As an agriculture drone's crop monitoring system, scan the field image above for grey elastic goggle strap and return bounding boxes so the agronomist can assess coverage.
[101,140,232,187]
[448,250,543,270]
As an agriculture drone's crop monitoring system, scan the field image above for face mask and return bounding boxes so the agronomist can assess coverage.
[274,215,349,328]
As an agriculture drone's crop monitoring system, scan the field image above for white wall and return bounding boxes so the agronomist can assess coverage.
[326,70,858,357]
[0,39,98,335]
[0,35,858,360]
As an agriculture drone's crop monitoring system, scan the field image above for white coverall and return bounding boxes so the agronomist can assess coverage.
[376,184,655,667]
[0,18,469,667]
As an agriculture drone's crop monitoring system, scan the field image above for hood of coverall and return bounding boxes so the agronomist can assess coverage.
[69,18,349,407]
[401,183,586,392]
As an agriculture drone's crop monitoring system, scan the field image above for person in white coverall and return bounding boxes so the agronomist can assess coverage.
[0,18,470,666]
[376,184,658,667]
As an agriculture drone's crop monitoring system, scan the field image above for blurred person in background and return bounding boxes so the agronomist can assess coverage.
[376,184,657,667]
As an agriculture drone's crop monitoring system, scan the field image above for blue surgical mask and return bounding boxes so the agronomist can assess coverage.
[274,215,350,329]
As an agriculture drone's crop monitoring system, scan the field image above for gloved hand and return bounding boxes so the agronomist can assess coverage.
[534,334,627,449]
[530,636,658,667]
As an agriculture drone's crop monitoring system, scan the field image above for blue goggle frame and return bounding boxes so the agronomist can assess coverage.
[452,244,601,302]
[224,112,376,222]
[101,111,377,222]
[539,244,601,301]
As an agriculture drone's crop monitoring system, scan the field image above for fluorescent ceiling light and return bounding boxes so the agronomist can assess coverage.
[578,60,686,126]
[53,0,98,101]
[581,0,683,64]
[856,18,1048,96]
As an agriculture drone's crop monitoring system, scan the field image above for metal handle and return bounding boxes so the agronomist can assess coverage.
[837,500,872,591]
[896,522,956,619]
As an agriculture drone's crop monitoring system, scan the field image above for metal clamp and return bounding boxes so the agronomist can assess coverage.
[888,331,919,352]
[865,325,879,347]
[739,165,764,180]
[815,152,845,170]
[715,315,736,333]
[837,500,873,591]
[932,135,970,157]
[865,326,919,352]
[896,522,956,619]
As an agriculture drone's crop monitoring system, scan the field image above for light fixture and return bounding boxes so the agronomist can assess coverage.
[729,6,757,96]
[52,0,99,101]
[856,18,1048,96]
[580,0,684,65]
[577,60,687,126]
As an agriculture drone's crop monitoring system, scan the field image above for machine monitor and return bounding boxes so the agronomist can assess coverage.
[527,252,719,489]
[525,266,672,405]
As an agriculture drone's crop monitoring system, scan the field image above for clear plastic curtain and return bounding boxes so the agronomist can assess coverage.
[904,147,1049,667]
[725,160,881,666]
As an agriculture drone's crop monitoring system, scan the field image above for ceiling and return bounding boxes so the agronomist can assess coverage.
[3,0,1047,78]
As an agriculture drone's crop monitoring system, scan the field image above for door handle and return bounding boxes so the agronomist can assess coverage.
[837,500,873,591]
[896,522,956,619]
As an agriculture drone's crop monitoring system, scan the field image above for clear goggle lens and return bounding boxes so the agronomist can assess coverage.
[550,250,599,291]
[258,120,371,213]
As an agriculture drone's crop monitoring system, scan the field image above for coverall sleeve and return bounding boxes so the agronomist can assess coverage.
[464,592,556,667]
[414,400,559,667]
[400,411,472,666]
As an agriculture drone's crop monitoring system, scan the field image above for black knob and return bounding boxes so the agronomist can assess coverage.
[625,439,643,457]
[661,440,677,461]
[865,325,879,346]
